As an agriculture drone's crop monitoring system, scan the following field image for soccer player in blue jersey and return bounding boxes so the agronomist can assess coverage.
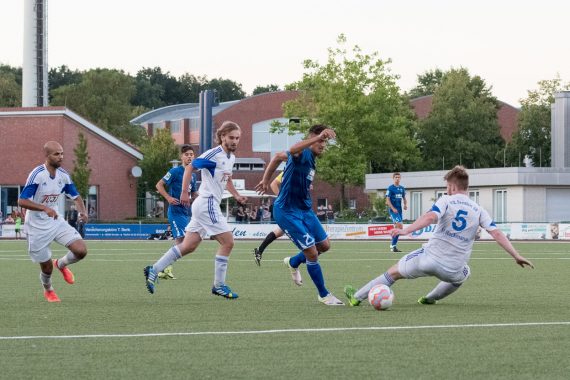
[255,125,344,305]
[345,166,534,307]
[155,144,198,279]
[386,172,407,253]
[18,141,89,303]
[144,121,247,299]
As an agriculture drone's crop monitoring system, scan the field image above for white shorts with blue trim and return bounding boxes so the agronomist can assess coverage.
[185,196,231,238]
[398,248,471,284]
[25,218,82,263]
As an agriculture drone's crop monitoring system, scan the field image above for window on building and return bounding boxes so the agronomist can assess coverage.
[252,118,304,155]
[88,186,98,220]
[469,190,480,204]
[317,198,328,208]
[349,199,357,210]
[410,191,422,220]
[435,190,446,199]
[493,189,507,222]
[0,186,20,219]
[170,120,181,133]
[189,118,199,132]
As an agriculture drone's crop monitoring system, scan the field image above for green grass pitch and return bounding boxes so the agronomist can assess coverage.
[1,239,569,379]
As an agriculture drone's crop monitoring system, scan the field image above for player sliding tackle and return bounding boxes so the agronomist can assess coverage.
[256,125,344,305]
[345,165,534,307]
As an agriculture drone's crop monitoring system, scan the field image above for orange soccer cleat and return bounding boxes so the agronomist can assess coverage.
[44,290,61,303]
[54,259,75,284]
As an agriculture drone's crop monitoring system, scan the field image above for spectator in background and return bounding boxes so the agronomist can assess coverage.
[262,204,271,223]
[4,214,14,224]
[317,205,326,222]
[249,205,258,223]
[15,212,23,239]
[236,205,246,223]
[326,204,335,224]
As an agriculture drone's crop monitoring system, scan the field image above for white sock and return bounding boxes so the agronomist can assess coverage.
[58,251,80,268]
[153,246,182,273]
[214,255,228,287]
[355,272,396,300]
[425,281,462,301]
[40,272,53,291]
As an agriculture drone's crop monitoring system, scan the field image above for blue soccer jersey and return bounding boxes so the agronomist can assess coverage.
[386,184,406,212]
[275,149,315,211]
[273,148,327,250]
[162,166,197,238]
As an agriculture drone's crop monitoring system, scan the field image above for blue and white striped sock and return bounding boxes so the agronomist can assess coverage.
[153,245,182,273]
[355,272,395,300]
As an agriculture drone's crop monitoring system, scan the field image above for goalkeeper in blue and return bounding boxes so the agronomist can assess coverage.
[256,124,344,306]
[345,165,534,307]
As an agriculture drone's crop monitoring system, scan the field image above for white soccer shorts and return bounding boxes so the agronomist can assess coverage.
[398,247,471,285]
[185,196,232,238]
[26,219,82,263]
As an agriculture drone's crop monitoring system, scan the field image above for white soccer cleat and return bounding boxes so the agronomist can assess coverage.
[318,293,345,306]
[283,257,303,286]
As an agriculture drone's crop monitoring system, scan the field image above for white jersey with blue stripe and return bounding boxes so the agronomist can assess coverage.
[424,193,497,270]
[19,164,79,231]
[193,145,235,204]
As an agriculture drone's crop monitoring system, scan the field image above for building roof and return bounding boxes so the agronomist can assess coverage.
[366,167,570,192]
[130,100,241,125]
[0,107,143,160]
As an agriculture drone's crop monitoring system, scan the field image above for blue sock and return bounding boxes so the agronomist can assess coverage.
[306,259,328,298]
[289,251,306,268]
[391,235,399,247]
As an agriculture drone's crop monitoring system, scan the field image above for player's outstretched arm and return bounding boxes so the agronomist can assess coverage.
[289,128,336,156]
[391,211,438,237]
[488,229,534,268]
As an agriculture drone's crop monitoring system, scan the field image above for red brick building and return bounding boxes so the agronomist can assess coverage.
[132,91,370,212]
[0,107,143,220]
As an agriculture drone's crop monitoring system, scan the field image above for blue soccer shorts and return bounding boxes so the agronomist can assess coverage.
[273,206,328,251]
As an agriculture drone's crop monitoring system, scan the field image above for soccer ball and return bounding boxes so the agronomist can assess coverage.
[368,284,394,310]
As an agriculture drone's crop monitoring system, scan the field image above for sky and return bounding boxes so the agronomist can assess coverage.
[1,0,569,107]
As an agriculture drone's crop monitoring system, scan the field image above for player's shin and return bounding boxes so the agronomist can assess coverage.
[306,259,328,298]
[424,281,462,301]
[354,272,395,300]
[153,246,182,273]
[214,255,228,287]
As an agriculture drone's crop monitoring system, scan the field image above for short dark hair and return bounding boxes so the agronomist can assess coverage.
[308,124,329,136]
[393,172,401,178]
[444,165,469,190]
[181,144,195,154]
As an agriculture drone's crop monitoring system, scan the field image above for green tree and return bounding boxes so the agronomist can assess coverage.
[71,132,91,200]
[252,84,280,95]
[0,64,22,85]
[0,70,21,107]
[407,68,445,99]
[51,68,145,145]
[138,128,179,194]
[133,67,185,107]
[506,76,570,167]
[206,78,246,101]
[278,35,420,207]
[417,68,503,170]
[178,73,208,103]
[48,65,82,100]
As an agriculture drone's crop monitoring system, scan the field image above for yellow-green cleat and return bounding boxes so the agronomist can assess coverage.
[344,285,361,306]
[418,296,437,305]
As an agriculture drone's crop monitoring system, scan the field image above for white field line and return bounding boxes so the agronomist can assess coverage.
[1,321,569,341]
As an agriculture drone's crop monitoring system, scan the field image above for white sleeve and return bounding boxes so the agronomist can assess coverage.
[479,208,497,232]
[430,196,449,218]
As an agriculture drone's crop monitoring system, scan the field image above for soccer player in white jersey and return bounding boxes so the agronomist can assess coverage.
[18,141,89,303]
[144,121,247,299]
[344,165,534,306]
